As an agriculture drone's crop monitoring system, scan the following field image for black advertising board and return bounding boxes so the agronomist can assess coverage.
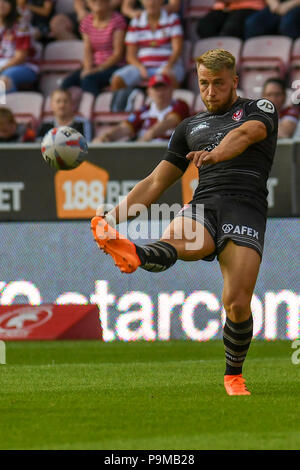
[0,141,298,221]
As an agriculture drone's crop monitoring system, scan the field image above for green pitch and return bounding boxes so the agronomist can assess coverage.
[0,340,299,450]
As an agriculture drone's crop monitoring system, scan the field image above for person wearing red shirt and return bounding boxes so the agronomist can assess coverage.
[61,0,127,97]
[94,73,189,142]
[0,0,39,92]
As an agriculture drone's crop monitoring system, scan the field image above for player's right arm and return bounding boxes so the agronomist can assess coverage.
[102,160,183,224]
[97,118,190,225]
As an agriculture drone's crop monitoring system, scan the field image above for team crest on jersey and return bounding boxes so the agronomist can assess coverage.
[232,109,243,121]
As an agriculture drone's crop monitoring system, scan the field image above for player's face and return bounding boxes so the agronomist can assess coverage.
[262,83,285,111]
[148,84,173,109]
[51,92,73,118]
[198,65,238,114]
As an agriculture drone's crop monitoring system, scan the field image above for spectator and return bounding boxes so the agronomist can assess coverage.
[245,0,300,40]
[94,73,189,142]
[262,78,300,138]
[37,88,93,141]
[0,0,39,92]
[121,0,181,19]
[74,0,122,21]
[49,13,78,40]
[111,0,184,91]
[27,0,55,42]
[17,0,32,28]
[0,107,35,142]
[61,0,126,97]
[196,0,265,39]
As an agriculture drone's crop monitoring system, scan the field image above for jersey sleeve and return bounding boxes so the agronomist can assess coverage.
[163,118,190,172]
[244,99,278,136]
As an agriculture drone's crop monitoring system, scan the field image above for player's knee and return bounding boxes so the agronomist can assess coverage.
[223,295,251,322]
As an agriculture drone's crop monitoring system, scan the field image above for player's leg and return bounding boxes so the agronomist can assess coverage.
[91,214,216,273]
[218,241,261,395]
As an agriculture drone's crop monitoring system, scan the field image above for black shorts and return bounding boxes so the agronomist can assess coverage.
[175,194,267,262]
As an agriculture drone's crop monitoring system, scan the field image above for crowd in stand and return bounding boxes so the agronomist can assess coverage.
[0,0,299,143]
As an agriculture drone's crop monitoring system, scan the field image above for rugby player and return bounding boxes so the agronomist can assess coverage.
[91,49,278,396]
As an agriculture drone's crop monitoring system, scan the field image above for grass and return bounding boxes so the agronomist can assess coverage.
[0,340,299,450]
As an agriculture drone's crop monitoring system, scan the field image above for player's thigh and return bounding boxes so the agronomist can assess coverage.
[219,240,261,309]
[161,216,216,261]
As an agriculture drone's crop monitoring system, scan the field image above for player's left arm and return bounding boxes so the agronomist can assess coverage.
[187,120,268,168]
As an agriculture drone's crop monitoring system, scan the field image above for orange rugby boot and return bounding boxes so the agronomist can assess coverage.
[224,374,251,396]
[91,216,141,274]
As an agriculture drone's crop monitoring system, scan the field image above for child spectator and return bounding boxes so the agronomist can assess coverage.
[61,0,126,97]
[94,73,189,142]
[245,0,300,40]
[196,0,265,39]
[111,0,184,91]
[37,88,93,141]
[262,78,300,138]
[74,0,122,21]
[0,107,36,142]
[121,0,181,19]
[0,0,39,92]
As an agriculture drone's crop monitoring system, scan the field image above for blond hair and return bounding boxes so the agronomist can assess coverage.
[51,88,72,100]
[196,49,236,74]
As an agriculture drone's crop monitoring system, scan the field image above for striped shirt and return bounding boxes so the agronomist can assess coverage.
[80,12,127,66]
[126,99,189,141]
[125,10,183,68]
[0,23,39,72]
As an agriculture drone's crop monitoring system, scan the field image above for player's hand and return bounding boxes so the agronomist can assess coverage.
[186,150,217,167]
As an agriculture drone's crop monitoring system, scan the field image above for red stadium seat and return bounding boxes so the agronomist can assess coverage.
[241,36,292,99]
[78,92,95,120]
[5,92,43,127]
[39,73,67,96]
[184,0,215,18]
[187,37,242,93]
[93,90,145,130]
[172,89,196,109]
[41,40,84,72]
[291,38,300,83]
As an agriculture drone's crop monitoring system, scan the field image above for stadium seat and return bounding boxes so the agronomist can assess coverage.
[172,89,196,109]
[78,92,95,120]
[5,92,43,126]
[38,73,67,96]
[291,38,300,83]
[41,40,84,72]
[184,0,215,41]
[55,0,74,14]
[187,37,242,93]
[183,0,215,18]
[182,40,192,73]
[241,36,292,98]
[93,90,145,128]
